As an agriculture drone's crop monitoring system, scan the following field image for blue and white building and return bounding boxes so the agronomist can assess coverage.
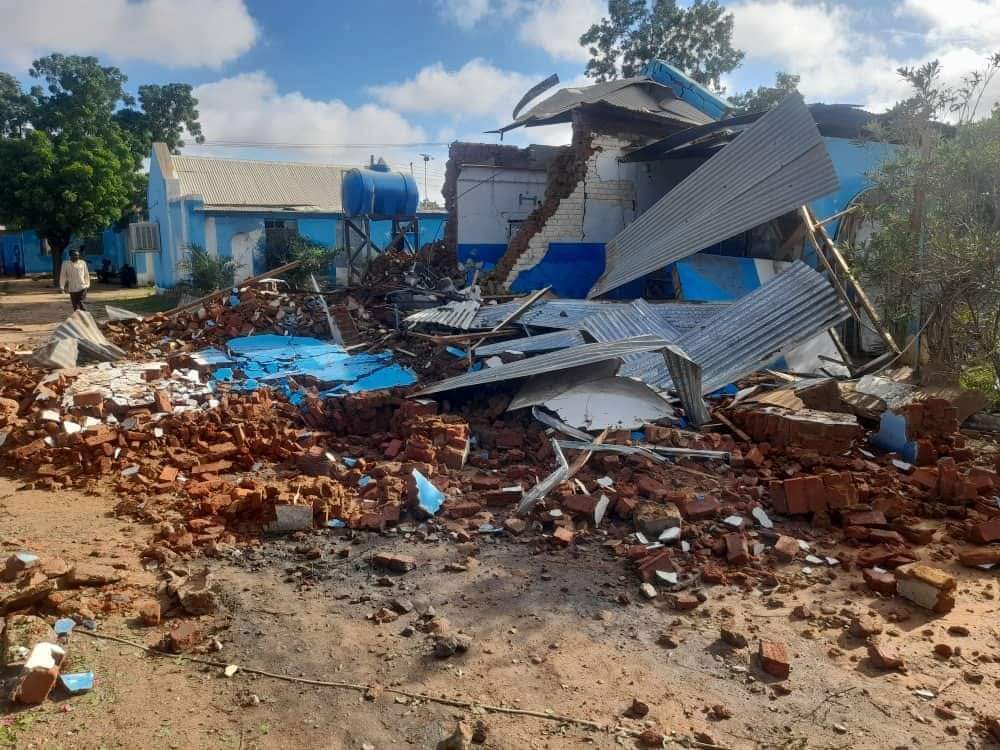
[145,144,445,288]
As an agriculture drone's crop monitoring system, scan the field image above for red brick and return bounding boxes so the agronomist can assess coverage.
[970,517,1000,544]
[371,553,417,572]
[783,476,823,515]
[938,457,958,500]
[822,472,857,509]
[846,510,887,527]
[637,550,676,582]
[207,441,238,458]
[383,438,403,458]
[725,533,750,565]
[562,494,599,517]
[867,529,906,545]
[83,429,118,447]
[73,391,104,407]
[773,535,799,562]
[153,390,172,414]
[614,496,639,519]
[678,495,720,521]
[191,460,233,475]
[958,547,1000,566]
[158,466,179,482]
[862,568,897,596]
[552,527,575,545]
[636,475,668,500]
[868,639,904,670]
[444,500,483,519]
[759,639,790,678]
[769,480,788,513]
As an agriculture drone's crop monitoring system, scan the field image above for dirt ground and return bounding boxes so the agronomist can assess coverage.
[2,281,1000,749]
[0,277,155,349]
[2,473,1000,750]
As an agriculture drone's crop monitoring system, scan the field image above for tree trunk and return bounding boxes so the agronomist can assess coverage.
[47,236,70,288]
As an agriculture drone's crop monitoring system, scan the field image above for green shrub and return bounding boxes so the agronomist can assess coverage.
[257,233,339,288]
[177,243,241,294]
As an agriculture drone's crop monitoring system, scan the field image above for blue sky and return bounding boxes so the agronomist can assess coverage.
[3,0,1000,200]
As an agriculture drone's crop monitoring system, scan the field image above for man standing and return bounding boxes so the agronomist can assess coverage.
[59,249,91,312]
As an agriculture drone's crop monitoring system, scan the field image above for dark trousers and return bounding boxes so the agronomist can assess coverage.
[69,290,87,311]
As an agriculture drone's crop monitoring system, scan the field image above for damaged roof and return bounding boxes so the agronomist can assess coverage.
[589,94,840,298]
[493,77,713,134]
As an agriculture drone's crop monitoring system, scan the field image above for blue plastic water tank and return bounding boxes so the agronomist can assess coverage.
[341,168,419,218]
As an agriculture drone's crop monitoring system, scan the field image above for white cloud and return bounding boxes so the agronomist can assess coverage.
[184,72,447,196]
[437,0,493,29]
[437,0,603,62]
[368,59,540,121]
[730,1,911,108]
[899,0,1000,47]
[516,0,605,62]
[0,0,257,68]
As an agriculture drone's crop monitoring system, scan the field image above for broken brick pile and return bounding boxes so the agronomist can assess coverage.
[102,284,363,358]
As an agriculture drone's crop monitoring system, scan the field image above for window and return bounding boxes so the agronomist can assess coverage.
[128,222,160,253]
[264,219,298,255]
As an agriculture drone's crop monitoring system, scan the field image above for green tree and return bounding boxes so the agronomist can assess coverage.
[0,72,31,136]
[114,83,205,156]
[0,129,137,275]
[729,72,800,114]
[579,0,743,88]
[854,53,1000,394]
[0,54,204,284]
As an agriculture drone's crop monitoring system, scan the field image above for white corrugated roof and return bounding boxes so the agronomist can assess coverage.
[171,154,349,213]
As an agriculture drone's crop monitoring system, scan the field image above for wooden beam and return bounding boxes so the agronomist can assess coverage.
[158,259,304,319]
[802,206,900,354]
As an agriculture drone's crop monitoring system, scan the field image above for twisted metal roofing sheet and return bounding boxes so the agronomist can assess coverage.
[579,299,682,386]
[412,335,672,396]
[475,329,586,357]
[589,94,840,297]
[677,262,850,394]
[472,299,728,332]
[404,300,481,330]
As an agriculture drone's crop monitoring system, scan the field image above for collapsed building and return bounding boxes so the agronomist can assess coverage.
[445,60,899,364]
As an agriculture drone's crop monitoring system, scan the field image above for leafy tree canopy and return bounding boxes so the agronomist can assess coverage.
[729,72,800,114]
[0,54,204,281]
[580,0,744,88]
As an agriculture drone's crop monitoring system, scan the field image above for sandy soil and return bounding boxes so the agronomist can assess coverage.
[2,471,999,750]
[1,282,999,749]
[0,277,154,349]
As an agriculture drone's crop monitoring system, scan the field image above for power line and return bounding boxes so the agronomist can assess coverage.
[194,140,452,149]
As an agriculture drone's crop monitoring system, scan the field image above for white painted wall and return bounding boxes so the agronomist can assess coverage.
[204,216,217,257]
[456,166,548,246]
[505,135,638,287]
[230,228,262,284]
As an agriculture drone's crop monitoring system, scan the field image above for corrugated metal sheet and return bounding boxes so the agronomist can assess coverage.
[581,299,683,343]
[580,299,682,386]
[662,345,711,426]
[496,77,712,133]
[404,300,481,330]
[172,155,348,213]
[473,299,728,332]
[50,311,126,363]
[589,94,840,297]
[475,330,586,357]
[412,335,672,397]
[677,262,850,395]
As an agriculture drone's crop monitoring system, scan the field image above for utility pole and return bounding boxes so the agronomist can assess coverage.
[418,153,433,199]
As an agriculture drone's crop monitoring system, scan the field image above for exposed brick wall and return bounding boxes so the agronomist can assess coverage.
[502,133,635,288]
[442,142,568,264]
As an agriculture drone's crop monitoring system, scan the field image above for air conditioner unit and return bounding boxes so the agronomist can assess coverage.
[128,221,160,253]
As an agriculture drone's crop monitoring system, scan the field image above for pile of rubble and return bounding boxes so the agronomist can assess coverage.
[102,283,364,358]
